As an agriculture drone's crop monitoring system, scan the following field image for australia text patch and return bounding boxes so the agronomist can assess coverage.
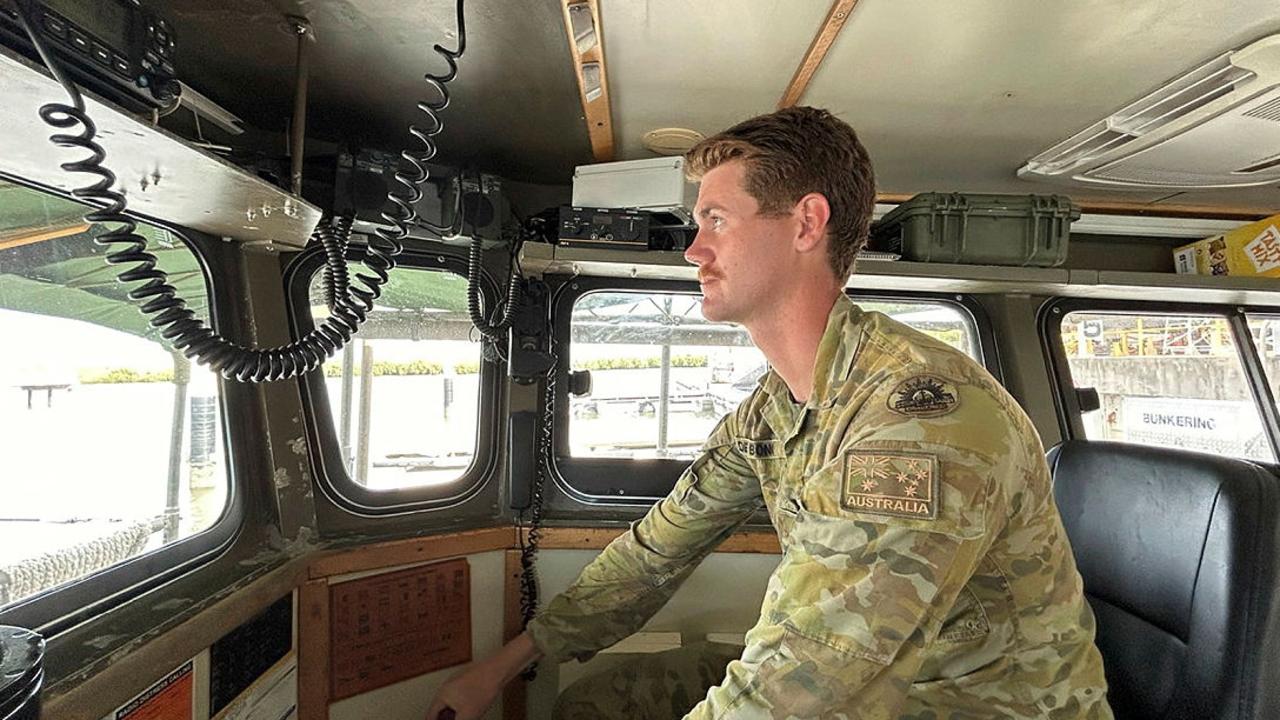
[842,450,940,520]
[888,375,959,418]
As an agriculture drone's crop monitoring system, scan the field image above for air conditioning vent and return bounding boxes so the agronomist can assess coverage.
[1020,33,1280,188]
[1236,152,1280,174]
[1243,96,1280,122]
[1105,58,1253,136]
[1027,129,1134,175]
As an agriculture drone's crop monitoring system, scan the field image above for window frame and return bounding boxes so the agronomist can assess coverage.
[549,275,1000,504]
[0,176,242,634]
[1039,296,1280,461]
[287,242,502,515]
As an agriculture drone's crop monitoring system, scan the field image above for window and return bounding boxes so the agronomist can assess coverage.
[307,266,483,490]
[1248,314,1280,405]
[1058,310,1274,462]
[567,291,983,460]
[0,178,228,610]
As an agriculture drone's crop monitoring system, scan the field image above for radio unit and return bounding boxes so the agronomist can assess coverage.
[0,0,179,111]
[558,206,650,249]
[557,206,697,252]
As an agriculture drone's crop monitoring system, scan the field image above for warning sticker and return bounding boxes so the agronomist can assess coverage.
[115,660,193,720]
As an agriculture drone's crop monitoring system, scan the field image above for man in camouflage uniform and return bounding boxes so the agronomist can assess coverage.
[427,107,1112,719]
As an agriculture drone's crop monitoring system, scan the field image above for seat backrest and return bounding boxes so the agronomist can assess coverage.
[1048,440,1280,720]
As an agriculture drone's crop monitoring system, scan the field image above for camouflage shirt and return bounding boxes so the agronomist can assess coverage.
[528,295,1113,719]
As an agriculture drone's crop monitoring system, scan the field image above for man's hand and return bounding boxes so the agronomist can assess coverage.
[425,632,542,720]
[425,662,501,720]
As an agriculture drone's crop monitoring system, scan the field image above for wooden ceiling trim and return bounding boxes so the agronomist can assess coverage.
[778,0,862,110]
[0,222,89,252]
[561,0,615,161]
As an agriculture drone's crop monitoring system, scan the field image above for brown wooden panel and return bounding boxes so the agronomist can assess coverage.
[502,550,528,720]
[308,527,513,579]
[329,558,472,700]
[297,580,330,720]
[525,527,781,554]
[560,0,614,161]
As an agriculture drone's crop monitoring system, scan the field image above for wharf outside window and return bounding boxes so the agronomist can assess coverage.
[567,291,983,461]
[1058,310,1274,462]
[307,267,483,490]
[0,178,228,610]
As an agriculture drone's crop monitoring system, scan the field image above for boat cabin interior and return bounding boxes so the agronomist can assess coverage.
[2,1,1280,719]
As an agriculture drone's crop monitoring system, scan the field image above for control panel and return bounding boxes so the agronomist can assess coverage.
[558,206,650,249]
[0,0,179,111]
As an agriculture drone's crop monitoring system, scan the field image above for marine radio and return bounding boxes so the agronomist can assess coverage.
[0,0,179,111]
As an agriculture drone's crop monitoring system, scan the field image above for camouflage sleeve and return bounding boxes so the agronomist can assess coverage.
[527,411,764,663]
[685,374,1011,719]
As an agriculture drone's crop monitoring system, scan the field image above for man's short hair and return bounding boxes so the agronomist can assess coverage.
[685,106,877,279]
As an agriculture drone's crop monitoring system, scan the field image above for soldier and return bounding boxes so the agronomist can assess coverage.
[427,106,1112,719]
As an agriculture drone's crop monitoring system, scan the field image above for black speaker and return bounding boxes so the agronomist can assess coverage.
[333,148,452,228]
[443,172,507,241]
[334,150,506,241]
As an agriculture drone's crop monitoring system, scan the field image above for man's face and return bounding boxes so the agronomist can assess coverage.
[685,160,800,325]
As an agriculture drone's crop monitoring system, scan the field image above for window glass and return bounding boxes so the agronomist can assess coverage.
[568,292,981,460]
[308,267,481,489]
[1248,314,1280,407]
[1060,311,1274,462]
[0,178,227,609]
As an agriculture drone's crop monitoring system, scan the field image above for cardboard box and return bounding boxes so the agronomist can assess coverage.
[1174,214,1280,278]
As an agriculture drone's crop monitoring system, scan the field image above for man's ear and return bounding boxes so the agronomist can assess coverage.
[793,192,831,254]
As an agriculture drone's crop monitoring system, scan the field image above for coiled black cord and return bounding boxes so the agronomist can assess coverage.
[469,235,520,342]
[321,213,354,310]
[15,0,467,382]
[516,344,557,681]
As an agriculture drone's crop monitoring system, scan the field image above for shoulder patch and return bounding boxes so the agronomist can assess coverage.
[842,450,939,520]
[887,375,959,418]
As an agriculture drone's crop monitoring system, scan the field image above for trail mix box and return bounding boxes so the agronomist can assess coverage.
[1174,214,1280,278]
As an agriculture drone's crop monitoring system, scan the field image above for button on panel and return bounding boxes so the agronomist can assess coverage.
[42,14,66,39]
[67,29,90,52]
[90,42,111,66]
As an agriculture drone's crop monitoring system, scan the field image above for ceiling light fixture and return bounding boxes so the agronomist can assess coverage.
[641,127,704,155]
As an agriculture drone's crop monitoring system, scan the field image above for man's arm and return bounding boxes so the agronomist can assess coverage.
[424,412,762,719]
[527,413,764,662]
[425,632,541,720]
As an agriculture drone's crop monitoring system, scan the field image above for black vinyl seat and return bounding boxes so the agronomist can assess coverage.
[1047,440,1280,720]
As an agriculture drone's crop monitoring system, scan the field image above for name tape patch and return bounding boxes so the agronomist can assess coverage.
[842,450,940,520]
[734,437,784,459]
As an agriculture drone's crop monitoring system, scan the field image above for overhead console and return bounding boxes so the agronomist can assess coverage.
[1020,33,1280,189]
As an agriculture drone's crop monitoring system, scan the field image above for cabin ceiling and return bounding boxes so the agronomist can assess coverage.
[151,0,1280,212]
